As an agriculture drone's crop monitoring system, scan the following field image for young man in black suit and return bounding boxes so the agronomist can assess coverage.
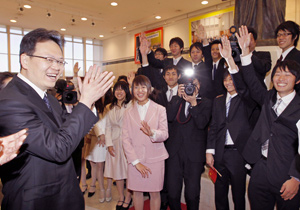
[206,70,256,210]
[137,47,168,90]
[275,21,300,64]
[223,26,300,210]
[0,28,114,210]
[165,74,212,210]
[140,33,192,76]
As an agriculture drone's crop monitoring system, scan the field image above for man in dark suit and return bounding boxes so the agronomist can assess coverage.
[247,27,272,89]
[140,33,191,77]
[206,70,256,210]
[165,75,212,210]
[0,28,114,210]
[137,47,168,90]
[224,26,300,210]
[275,21,300,65]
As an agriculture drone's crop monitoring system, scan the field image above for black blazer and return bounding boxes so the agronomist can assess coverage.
[193,62,215,99]
[137,65,166,90]
[284,47,300,65]
[232,63,300,188]
[0,76,98,210]
[147,50,192,76]
[166,95,212,162]
[202,44,227,96]
[252,50,272,88]
[207,87,256,162]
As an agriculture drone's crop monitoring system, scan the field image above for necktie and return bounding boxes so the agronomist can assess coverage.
[213,64,217,80]
[194,64,198,69]
[262,98,283,158]
[277,55,283,64]
[168,89,173,102]
[225,96,232,144]
[185,103,191,117]
[273,98,283,116]
[43,94,52,112]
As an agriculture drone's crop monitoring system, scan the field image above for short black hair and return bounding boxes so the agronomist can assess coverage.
[117,75,128,83]
[189,42,203,55]
[55,79,67,94]
[210,39,222,47]
[247,27,257,40]
[169,37,184,53]
[155,48,168,57]
[0,72,14,91]
[162,65,180,76]
[110,81,131,109]
[20,28,64,56]
[275,21,300,46]
[223,69,231,80]
[271,60,300,83]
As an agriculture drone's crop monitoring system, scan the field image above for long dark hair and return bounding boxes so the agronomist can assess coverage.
[110,81,131,109]
[95,88,113,114]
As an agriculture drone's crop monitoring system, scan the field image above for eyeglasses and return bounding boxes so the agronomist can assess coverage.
[28,55,67,67]
[276,32,292,38]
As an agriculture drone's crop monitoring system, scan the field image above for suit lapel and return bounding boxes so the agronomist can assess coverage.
[228,96,239,121]
[144,100,156,123]
[279,93,300,118]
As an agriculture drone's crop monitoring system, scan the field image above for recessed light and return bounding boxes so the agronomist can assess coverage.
[24,5,31,9]
[61,28,66,31]
[111,2,118,6]
[81,17,87,21]
[99,35,104,38]
[201,1,208,4]
[123,27,126,30]
[10,19,17,23]
[155,16,161,19]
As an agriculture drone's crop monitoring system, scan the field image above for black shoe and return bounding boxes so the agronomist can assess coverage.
[116,198,124,210]
[160,202,168,210]
[86,173,91,180]
[88,185,96,197]
[121,199,132,210]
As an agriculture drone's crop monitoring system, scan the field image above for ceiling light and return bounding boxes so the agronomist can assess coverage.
[10,19,17,23]
[81,17,87,21]
[99,35,104,38]
[61,28,66,31]
[123,27,126,30]
[111,2,118,6]
[155,16,161,19]
[201,1,208,4]
[24,5,31,9]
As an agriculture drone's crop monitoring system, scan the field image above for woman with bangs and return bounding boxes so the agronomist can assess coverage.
[104,81,132,210]
[122,75,169,210]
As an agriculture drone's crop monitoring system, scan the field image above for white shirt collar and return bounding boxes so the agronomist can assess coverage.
[173,56,182,65]
[17,73,46,99]
[281,46,295,60]
[168,84,178,92]
[213,59,221,68]
[192,61,202,68]
[226,92,238,102]
[276,90,296,106]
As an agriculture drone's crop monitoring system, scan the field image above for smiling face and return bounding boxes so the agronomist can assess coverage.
[20,40,64,91]
[272,66,297,97]
[169,42,183,58]
[190,46,203,64]
[211,43,221,62]
[277,29,296,52]
[133,83,149,105]
[223,74,236,95]
[114,86,126,102]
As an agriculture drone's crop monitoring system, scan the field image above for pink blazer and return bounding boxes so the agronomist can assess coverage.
[122,100,169,164]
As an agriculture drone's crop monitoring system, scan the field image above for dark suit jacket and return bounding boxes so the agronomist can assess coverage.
[202,44,227,96]
[0,76,98,210]
[284,47,300,65]
[252,50,272,88]
[232,63,300,188]
[207,87,256,162]
[147,50,192,76]
[194,62,215,99]
[137,65,166,90]
[166,95,212,162]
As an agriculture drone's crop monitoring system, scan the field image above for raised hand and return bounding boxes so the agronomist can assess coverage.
[219,36,232,60]
[195,24,208,45]
[73,62,80,76]
[236,25,251,56]
[78,65,115,108]
[0,129,27,165]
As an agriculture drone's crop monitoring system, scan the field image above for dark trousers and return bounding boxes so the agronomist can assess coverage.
[160,158,169,203]
[214,148,247,210]
[248,158,300,210]
[166,148,204,210]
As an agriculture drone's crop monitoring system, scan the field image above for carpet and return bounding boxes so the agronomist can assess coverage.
[128,199,187,210]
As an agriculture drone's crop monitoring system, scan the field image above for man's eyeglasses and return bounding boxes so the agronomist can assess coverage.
[276,32,292,38]
[28,55,67,67]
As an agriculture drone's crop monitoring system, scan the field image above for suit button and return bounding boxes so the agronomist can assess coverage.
[270,133,273,137]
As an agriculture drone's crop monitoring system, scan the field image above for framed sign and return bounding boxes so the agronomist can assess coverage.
[189,7,234,46]
[134,27,163,64]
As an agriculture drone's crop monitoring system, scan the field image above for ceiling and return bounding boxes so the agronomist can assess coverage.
[0,0,232,40]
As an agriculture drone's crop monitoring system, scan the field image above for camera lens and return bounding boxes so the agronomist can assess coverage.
[184,83,195,96]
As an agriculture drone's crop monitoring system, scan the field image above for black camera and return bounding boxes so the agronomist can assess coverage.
[55,79,78,104]
[228,26,241,63]
[184,83,196,96]
[181,69,196,96]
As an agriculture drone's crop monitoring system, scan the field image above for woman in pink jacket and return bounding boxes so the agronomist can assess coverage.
[122,75,169,210]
